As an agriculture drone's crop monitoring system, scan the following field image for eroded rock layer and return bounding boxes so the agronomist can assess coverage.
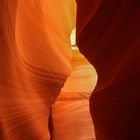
[0,0,76,139]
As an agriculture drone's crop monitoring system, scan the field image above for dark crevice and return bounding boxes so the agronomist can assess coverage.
[48,107,54,140]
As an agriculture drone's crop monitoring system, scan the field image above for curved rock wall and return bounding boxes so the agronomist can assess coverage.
[0,0,76,139]
[76,0,140,139]
[1,0,139,139]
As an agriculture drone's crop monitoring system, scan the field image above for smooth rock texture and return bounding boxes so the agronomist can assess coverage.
[62,47,97,93]
[1,0,140,139]
[0,0,76,139]
[53,48,97,140]
[76,0,140,139]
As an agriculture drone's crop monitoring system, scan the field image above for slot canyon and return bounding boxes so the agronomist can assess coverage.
[0,0,140,140]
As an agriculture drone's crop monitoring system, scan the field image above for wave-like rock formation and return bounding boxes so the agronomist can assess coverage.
[76,0,140,139]
[0,0,76,139]
[1,0,140,139]
[52,48,97,140]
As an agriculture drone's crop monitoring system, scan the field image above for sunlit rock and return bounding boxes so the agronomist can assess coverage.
[0,0,76,139]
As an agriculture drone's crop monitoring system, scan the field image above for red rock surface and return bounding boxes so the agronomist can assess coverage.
[76,0,140,139]
[0,0,140,139]
[0,1,76,139]
[53,48,97,140]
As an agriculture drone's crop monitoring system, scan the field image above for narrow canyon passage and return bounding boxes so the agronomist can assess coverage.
[0,0,140,140]
[52,47,97,140]
[1,0,98,139]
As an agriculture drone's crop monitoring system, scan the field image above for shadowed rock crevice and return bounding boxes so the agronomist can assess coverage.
[76,0,140,139]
